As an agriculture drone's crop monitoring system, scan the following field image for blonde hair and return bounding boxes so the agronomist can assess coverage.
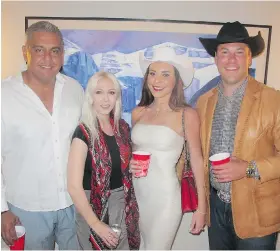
[81,71,122,143]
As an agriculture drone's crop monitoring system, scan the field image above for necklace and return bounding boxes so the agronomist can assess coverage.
[218,86,233,103]
[155,108,161,117]
[152,107,172,117]
[218,77,248,103]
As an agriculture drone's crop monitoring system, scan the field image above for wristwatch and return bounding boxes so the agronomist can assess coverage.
[246,161,255,178]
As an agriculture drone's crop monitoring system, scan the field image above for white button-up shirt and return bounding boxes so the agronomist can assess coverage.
[1,73,84,212]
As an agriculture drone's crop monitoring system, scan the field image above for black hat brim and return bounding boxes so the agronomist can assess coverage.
[199,31,265,57]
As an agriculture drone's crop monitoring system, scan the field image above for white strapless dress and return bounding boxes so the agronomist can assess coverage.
[131,124,184,250]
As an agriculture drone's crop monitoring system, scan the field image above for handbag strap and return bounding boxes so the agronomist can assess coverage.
[182,110,190,171]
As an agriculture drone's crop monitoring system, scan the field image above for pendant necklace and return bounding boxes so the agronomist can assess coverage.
[153,107,172,117]
[155,108,161,117]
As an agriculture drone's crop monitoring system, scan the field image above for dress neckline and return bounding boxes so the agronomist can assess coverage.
[134,123,184,139]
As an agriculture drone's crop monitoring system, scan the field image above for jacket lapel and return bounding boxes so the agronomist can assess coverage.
[233,78,261,157]
[203,89,218,160]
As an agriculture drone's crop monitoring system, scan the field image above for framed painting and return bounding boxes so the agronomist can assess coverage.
[25,17,272,125]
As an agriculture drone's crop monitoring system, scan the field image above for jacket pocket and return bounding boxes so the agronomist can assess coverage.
[254,179,280,227]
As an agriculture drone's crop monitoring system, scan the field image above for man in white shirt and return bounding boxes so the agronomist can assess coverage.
[1,21,84,249]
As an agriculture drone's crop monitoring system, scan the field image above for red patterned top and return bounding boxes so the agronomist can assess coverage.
[79,117,140,250]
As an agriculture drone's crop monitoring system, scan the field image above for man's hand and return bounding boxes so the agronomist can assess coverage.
[1,211,21,246]
[212,157,248,182]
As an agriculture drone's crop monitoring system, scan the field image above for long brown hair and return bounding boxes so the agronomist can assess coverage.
[138,64,189,110]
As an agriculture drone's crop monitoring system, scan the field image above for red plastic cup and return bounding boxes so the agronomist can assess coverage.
[10,225,25,250]
[132,151,151,177]
[209,152,230,166]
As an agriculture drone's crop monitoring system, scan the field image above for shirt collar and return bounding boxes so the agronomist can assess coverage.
[218,77,248,100]
[19,71,65,87]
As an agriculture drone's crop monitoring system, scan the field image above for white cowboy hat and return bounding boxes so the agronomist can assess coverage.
[139,46,194,89]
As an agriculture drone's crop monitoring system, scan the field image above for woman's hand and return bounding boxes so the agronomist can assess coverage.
[189,210,206,235]
[92,221,119,248]
[129,158,142,177]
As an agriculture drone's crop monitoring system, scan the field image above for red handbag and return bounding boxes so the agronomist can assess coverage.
[181,111,198,213]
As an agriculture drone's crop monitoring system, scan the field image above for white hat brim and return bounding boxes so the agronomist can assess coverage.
[139,50,194,89]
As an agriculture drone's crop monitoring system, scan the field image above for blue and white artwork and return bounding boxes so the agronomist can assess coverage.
[61,29,257,126]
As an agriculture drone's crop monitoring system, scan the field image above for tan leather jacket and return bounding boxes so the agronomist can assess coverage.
[196,77,280,238]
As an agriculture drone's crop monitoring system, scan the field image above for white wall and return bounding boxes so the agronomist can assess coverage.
[1,1,280,250]
[2,1,280,92]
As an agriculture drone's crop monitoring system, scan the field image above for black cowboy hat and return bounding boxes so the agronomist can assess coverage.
[199,21,265,57]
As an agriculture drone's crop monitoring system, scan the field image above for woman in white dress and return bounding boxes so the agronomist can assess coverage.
[129,47,207,250]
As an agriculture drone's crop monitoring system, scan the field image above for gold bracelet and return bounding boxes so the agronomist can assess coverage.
[196,209,207,215]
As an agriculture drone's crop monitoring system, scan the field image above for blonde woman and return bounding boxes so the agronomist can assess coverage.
[67,72,140,250]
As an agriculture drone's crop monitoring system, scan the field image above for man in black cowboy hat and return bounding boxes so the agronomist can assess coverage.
[196,21,280,250]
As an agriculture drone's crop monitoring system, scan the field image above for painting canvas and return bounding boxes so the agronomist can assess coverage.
[25,17,272,126]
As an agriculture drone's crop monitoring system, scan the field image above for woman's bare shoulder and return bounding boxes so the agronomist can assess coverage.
[174,106,198,118]
[182,106,200,127]
[132,106,146,124]
[183,106,199,119]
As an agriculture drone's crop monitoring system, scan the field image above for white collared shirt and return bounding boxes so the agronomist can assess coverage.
[1,73,84,212]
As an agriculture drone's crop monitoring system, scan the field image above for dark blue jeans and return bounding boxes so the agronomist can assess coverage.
[208,188,278,250]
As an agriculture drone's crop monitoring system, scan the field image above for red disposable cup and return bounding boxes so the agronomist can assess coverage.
[132,151,151,177]
[10,225,25,250]
[209,152,230,166]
